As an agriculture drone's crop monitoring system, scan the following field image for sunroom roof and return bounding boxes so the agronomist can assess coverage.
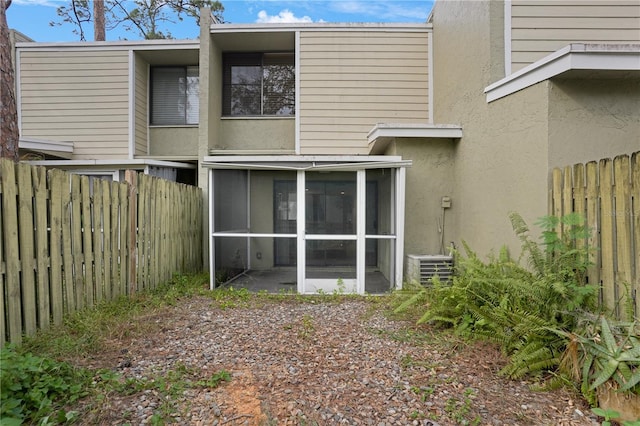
[202,155,411,170]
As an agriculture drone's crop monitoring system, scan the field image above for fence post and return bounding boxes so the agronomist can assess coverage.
[125,171,138,296]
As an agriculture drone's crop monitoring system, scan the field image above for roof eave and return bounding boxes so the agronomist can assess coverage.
[485,43,640,103]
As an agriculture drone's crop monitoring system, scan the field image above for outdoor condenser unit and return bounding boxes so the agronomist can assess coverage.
[405,254,454,285]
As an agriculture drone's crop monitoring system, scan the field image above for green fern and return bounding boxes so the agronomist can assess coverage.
[393,213,607,397]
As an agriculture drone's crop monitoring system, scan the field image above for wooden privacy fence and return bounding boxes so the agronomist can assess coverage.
[550,152,639,321]
[0,159,203,346]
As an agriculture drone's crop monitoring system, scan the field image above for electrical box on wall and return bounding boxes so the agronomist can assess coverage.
[441,196,451,209]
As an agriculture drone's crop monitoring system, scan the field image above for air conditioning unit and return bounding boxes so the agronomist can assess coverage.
[405,254,454,285]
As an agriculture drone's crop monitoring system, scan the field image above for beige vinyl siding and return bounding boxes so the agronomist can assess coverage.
[135,54,149,156]
[511,1,640,72]
[19,49,130,159]
[299,30,429,155]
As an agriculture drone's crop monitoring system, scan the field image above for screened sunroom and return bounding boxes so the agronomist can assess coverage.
[204,156,410,294]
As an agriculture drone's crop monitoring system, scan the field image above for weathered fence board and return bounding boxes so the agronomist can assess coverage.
[1,161,22,344]
[0,171,5,347]
[136,175,147,291]
[119,183,129,298]
[49,169,64,326]
[81,176,94,308]
[71,174,84,312]
[550,152,639,320]
[61,174,74,314]
[33,167,50,330]
[614,156,632,318]
[125,171,137,295]
[102,180,112,302]
[585,161,600,302]
[93,180,104,305]
[17,164,37,336]
[599,159,617,315]
[0,160,203,346]
[633,153,640,319]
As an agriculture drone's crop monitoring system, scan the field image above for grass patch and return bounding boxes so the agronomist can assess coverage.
[21,273,211,359]
[1,273,219,425]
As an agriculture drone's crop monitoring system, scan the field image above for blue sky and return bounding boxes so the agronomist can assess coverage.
[9,0,434,42]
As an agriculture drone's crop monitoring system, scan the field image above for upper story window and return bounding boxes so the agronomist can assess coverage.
[223,52,295,117]
[150,66,199,125]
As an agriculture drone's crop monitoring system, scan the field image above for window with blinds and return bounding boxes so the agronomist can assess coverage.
[223,52,295,117]
[150,66,199,125]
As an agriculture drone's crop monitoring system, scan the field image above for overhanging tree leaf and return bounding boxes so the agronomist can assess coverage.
[51,0,224,40]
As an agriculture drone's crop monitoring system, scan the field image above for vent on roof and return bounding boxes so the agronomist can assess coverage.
[405,254,454,285]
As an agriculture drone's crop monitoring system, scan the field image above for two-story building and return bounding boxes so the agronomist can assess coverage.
[12,0,640,294]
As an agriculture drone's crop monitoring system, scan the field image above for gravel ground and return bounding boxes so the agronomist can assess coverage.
[72,297,600,425]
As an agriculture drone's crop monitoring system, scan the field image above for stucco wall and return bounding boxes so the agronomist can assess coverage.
[148,127,199,156]
[432,0,550,258]
[217,118,295,151]
[548,78,640,168]
[390,138,456,256]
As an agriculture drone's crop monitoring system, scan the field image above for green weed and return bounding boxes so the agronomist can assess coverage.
[299,314,315,339]
[0,345,91,425]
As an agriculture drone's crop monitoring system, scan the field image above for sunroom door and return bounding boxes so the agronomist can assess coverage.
[303,171,359,293]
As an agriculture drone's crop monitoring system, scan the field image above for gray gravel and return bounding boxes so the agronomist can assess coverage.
[75,297,599,425]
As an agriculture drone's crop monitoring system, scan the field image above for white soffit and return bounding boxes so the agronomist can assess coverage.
[367,123,463,155]
[485,43,640,103]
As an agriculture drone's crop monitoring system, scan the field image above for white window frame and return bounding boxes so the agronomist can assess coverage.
[222,52,295,117]
[150,65,199,126]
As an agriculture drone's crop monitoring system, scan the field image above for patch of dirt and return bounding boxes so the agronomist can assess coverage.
[212,369,267,425]
[68,297,598,425]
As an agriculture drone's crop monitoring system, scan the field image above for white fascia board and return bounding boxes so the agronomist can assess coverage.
[485,43,640,103]
[202,161,412,171]
[210,22,431,33]
[19,138,74,156]
[16,39,199,51]
[203,155,403,163]
[24,159,196,169]
[367,123,463,142]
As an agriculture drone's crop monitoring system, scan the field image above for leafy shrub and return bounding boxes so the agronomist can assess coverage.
[395,213,598,381]
[0,345,90,425]
[557,314,640,405]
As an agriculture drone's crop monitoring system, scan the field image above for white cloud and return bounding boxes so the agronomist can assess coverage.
[256,9,313,23]
[13,0,60,6]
